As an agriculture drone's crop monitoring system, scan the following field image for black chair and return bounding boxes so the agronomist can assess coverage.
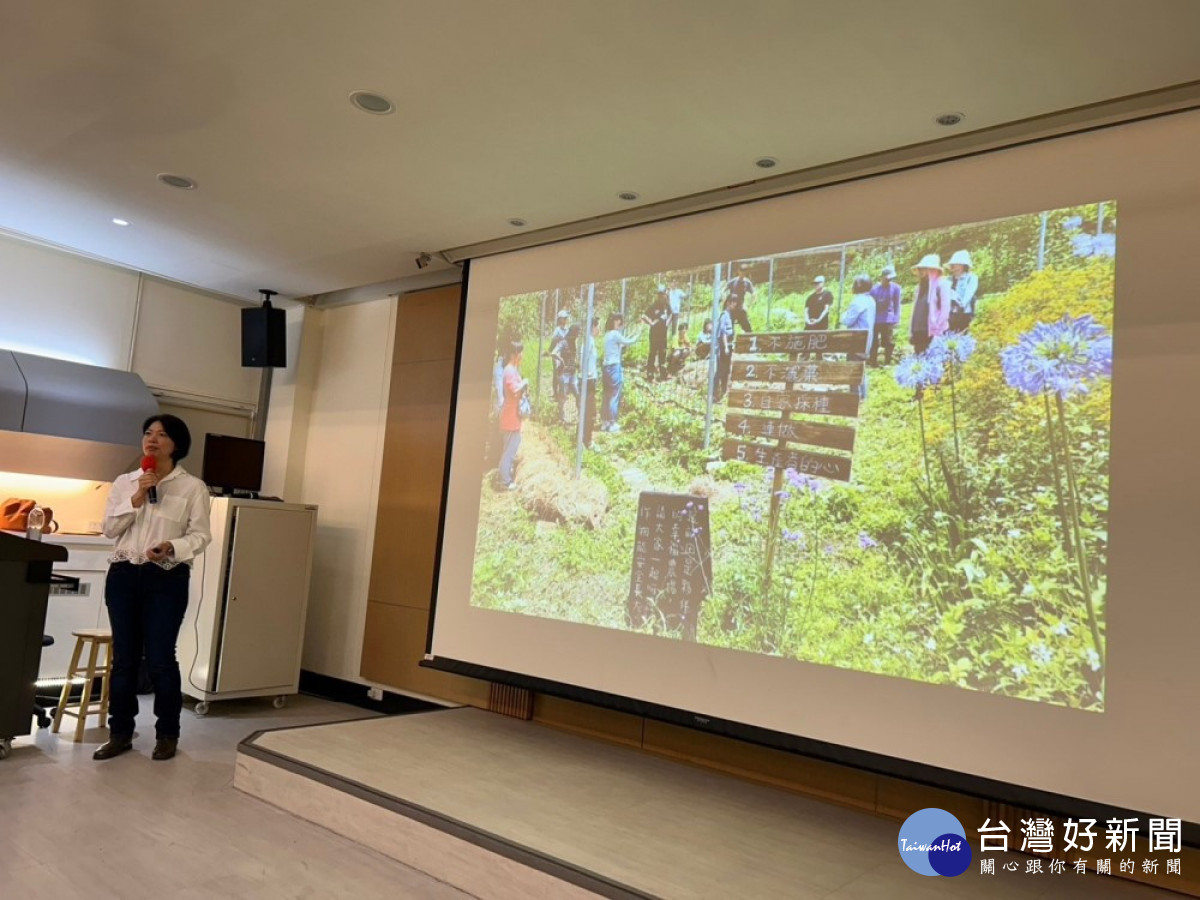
[33,636,53,729]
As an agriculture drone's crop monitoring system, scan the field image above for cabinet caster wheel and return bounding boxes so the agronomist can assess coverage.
[194,701,210,717]
[0,738,11,759]
[272,695,287,710]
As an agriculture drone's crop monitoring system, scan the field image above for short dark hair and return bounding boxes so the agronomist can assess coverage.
[606,313,623,330]
[852,274,872,293]
[507,341,524,361]
[142,414,192,462]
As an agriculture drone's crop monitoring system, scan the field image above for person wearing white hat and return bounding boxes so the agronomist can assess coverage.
[803,275,834,359]
[909,253,952,356]
[870,265,901,366]
[947,250,979,333]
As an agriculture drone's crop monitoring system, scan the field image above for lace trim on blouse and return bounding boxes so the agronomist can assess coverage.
[108,548,180,570]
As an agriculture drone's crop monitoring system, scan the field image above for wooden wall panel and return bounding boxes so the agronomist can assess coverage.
[360,284,470,697]
[642,719,878,813]
[532,694,644,748]
[361,600,489,707]
[370,359,454,609]
[392,287,462,364]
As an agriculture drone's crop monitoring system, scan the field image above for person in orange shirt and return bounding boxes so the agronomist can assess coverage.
[498,342,528,490]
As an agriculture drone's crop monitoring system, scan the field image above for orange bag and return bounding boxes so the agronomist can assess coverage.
[0,498,56,533]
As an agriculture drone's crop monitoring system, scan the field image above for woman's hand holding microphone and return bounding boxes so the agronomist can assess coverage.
[131,470,159,509]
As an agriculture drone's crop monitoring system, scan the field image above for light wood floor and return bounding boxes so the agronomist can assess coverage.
[0,695,471,899]
[247,708,1173,900]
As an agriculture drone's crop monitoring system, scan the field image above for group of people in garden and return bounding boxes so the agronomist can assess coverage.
[494,250,979,488]
[711,250,979,400]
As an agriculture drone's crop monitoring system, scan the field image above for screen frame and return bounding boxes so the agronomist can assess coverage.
[422,114,1200,844]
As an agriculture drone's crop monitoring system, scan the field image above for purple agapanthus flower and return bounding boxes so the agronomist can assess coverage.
[783,467,821,494]
[781,528,805,544]
[928,333,976,366]
[1000,314,1112,398]
[858,532,878,550]
[894,353,945,390]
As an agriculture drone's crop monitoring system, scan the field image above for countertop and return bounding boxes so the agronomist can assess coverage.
[1,530,114,547]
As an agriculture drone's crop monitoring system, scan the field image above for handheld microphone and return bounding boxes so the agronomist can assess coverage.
[141,455,158,505]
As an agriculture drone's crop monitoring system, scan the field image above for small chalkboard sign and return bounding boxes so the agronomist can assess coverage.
[628,491,713,641]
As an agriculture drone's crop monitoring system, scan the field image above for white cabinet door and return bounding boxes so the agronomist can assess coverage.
[215,506,313,692]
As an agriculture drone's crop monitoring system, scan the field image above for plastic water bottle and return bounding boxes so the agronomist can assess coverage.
[26,506,44,541]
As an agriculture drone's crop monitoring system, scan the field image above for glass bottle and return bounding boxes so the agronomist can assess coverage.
[26,505,44,541]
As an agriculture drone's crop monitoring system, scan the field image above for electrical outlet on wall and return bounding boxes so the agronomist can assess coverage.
[367,686,383,701]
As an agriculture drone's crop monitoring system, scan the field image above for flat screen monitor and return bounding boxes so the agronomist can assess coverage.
[202,434,265,494]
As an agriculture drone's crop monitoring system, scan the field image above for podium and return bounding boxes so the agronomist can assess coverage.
[0,531,67,758]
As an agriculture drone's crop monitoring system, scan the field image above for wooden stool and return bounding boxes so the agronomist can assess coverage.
[51,628,113,742]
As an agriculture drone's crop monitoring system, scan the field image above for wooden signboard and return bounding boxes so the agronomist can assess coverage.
[727,388,860,419]
[730,360,865,387]
[724,414,856,452]
[628,492,713,641]
[734,330,868,355]
[722,327,868,579]
[721,440,853,482]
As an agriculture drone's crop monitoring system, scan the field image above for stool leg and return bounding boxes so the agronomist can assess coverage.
[97,642,112,729]
[75,639,100,742]
[51,638,85,734]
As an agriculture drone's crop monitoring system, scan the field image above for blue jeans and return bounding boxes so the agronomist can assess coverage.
[557,372,578,419]
[104,561,190,739]
[499,429,522,486]
[602,363,623,425]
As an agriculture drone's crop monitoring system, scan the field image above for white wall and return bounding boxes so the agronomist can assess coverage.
[292,296,397,682]
[132,277,261,404]
[262,303,314,501]
[0,233,139,368]
[0,231,262,406]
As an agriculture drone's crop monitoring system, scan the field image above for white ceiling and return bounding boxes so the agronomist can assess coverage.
[2,0,1199,302]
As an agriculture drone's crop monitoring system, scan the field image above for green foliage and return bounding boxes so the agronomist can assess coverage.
[471,205,1115,712]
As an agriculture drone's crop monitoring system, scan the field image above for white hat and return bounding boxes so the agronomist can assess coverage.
[912,253,943,273]
[556,309,569,319]
[813,275,826,285]
[947,250,973,268]
[880,265,897,278]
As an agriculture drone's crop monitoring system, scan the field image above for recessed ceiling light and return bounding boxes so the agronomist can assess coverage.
[754,157,778,169]
[350,90,395,115]
[157,173,197,190]
[617,191,640,202]
[507,218,527,227]
[934,111,965,127]
[111,218,130,227]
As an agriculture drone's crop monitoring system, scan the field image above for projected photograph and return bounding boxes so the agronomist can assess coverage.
[473,203,1115,711]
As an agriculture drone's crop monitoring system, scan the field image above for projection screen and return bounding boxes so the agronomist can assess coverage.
[428,108,1200,826]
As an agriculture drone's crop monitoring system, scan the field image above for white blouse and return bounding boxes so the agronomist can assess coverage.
[103,466,212,569]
